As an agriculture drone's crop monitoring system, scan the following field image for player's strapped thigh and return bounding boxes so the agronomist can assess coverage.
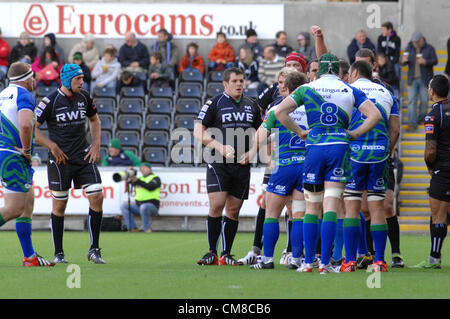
[343,189,364,201]
[303,183,324,203]
[0,151,33,193]
[366,191,386,201]
[82,183,103,196]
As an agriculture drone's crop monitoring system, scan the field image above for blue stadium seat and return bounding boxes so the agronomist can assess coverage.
[206,82,224,98]
[99,147,108,161]
[100,130,112,147]
[119,98,145,115]
[94,98,116,115]
[175,98,201,115]
[117,114,142,131]
[178,82,202,99]
[122,146,140,157]
[120,86,145,99]
[98,114,114,132]
[174,114,196,131]
[146,114,171,131]
[93,86,116,98]
[150,86,173,99]
[116,130,140,147]
[209,71,224,82]
[180,69,203,83]
[35,85,57,98]
[142,147,167,166]
[243,87,258,98]
[143,130,169,148]
[148,98,172,115]
[170,145,195,166]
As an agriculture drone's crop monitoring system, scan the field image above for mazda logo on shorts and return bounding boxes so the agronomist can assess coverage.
[333,168,344,176]
[351,144,361,151]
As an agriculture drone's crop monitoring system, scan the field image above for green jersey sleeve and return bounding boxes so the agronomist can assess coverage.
[262,108,277,131]
[289,85,307,106]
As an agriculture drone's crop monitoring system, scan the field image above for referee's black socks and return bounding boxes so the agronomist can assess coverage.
[51,213,65,255]
[207,215,222,254]
[221,216,239,256]
[88,208,103,249]
[430,220,447,260]
[387,215,401,255]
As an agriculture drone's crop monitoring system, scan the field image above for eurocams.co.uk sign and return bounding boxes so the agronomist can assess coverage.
[2,2,284,39]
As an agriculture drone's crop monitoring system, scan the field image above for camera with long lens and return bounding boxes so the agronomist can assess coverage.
[112,168,137,182]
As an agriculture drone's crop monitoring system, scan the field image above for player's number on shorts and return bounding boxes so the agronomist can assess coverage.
[320,102,338,126]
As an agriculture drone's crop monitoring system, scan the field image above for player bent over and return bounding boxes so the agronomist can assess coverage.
[0,62,54,266]
[275,53,381,274]
[248,71,309,269]
[35,64,105,264]
[341,61,400,272]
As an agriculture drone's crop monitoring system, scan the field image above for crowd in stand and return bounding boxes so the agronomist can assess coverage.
[0,23,448,166]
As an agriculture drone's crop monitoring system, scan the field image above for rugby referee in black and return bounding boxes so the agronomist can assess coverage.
[194,67,262,266]
[35,64,105,264]
[411,75,450,269]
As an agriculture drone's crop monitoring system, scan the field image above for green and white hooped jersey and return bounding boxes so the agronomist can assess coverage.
[289,74,369,146]
[262,103,308,166]
[348,78,399,163]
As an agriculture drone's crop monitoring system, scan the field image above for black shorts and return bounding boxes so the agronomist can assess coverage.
[206,163,251,200]
[429,173,450,203]
[47,155,102,191]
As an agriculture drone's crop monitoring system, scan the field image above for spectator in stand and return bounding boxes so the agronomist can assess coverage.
[208,32,235,71]
[102,138,141,167]
[347,29,376,64]
[118,32,150,73]
[401,31,438,130]
[271,31,293,58]
[296,32,316,62]
[72,52,92,92]
[178,42,205,75]
[31,47,63,87]
[38,33,65,64]
[235,46,259,89]
[117,70,146,95]
[148,52,172,89]
[68,34,99,70]
[257,45,285,94]
[150,28,179,72]
[8,31,37,65]
[377,21,401,79]
[238,28,264,63]
[0,28,10,78]
[91,47,121,95]
[31,154,42,167]
[376,52,399,97]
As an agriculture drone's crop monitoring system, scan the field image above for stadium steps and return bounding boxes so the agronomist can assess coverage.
[396,50,449,232]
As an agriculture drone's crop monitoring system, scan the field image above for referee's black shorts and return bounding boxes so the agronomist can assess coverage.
[47,154,102,191]
[429,173,450,203]
[206,162,251,200]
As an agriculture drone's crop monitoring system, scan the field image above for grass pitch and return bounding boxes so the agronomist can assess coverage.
[0,231,449,299]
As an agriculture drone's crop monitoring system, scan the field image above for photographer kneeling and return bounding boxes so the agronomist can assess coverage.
[120,163,161,232]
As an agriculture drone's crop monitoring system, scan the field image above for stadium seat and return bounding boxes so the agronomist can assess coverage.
[133,71,147,82]
[120,86,145,99]
[143,130,169,148]
[180,69,203,83]
[142,147,167,166]
[243,87,258,98]
[99,147,108,161]
[32,147,49,164]
[100,130,112,147]
[171,129,195,146]
[148,98,173,115]
[178,82,202,99]
[119,98,145,115]
[170,145,195,166]
[174,114,196,131]
[116,130,140,147]
[35,85,57,98]
[150,86,173,99]
[175,98,201,115]
[206,82,224,98]
[98,114,114,132]
[122,146,139,157]
[209,71,224,82]
[94,98,116,115]
[93,86,116,98]
[117,114,142,131]
[146,114,171,131]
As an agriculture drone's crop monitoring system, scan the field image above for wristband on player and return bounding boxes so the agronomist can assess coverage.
[23,148,32,155]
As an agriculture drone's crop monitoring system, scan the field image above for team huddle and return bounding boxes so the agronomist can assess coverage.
[195,25,403,273]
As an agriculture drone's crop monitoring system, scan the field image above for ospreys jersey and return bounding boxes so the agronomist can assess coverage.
[197,92,262,162]
[289,74,369,147]
[0,84,35,151]
[348,78,399,163]
[36,88,97,159]
[262,103,308,166]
